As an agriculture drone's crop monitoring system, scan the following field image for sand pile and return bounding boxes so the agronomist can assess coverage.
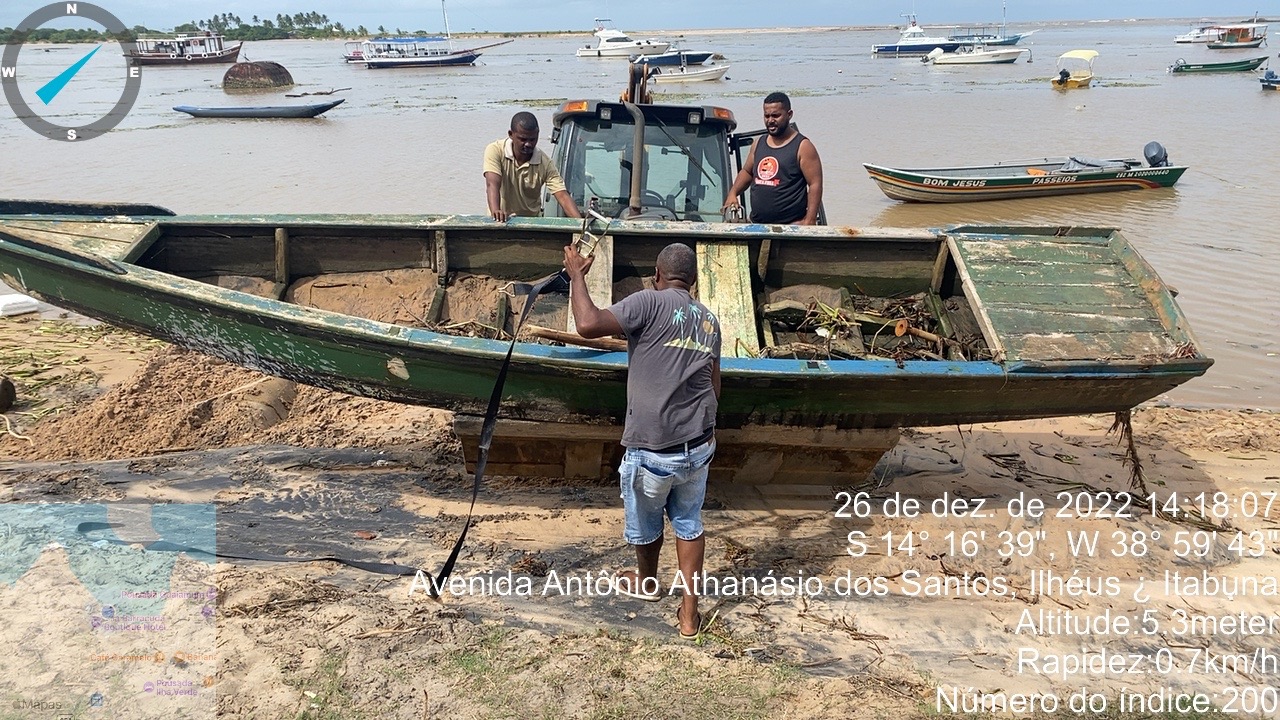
[5,347,457,462]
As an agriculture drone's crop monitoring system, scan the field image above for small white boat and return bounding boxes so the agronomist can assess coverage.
[1174,24,1222,43]
[576,19,669,58]
[923,46,1029,64]
[648,63,729,83]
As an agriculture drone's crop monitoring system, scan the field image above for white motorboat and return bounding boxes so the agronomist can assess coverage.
[873,14,966,56]
[576,19,669,58]
[648,63,730,83]
[923,46,1029,65]
[1174,24,1222,43]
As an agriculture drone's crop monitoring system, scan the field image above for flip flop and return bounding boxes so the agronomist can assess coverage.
[613,570,661,602]
[676,606,702,640]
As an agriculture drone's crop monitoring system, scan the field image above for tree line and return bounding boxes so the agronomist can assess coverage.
[0,12,399,44]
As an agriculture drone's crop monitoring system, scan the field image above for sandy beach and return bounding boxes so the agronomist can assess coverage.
[2,314,1277,718]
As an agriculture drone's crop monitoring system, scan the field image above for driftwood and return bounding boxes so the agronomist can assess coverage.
[524,324,627,352]
[285,87,352,97]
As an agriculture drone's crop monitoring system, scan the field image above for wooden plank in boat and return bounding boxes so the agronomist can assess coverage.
[1004,331,1176,360]
[983,306,1167,334]
[697,241,758,358]
[0,219,155,262]
[567,232,614,332]
[976,282,1150,309]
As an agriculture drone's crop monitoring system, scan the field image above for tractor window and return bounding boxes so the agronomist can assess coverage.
[555,116,730,221]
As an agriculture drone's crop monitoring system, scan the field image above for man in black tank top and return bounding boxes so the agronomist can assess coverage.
[722,92,824,225]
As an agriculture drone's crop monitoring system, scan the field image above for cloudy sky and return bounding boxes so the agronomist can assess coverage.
[0,1,1250,33]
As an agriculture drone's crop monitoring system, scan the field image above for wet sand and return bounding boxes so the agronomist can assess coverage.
[2,317,1277,718]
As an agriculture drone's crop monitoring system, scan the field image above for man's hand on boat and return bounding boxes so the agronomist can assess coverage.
[491,209,511,222]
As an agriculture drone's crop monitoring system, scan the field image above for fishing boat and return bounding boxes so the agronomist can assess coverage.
[1052,49,1097,88]
[361,36,512,68]
[1206,23,1267,49]
[630,49,714,66]
[123,32,241,66]
[864,142,1186,203]
[923,46,1028,64]
[873,14,966,56]
[1169,55,1269,73]
[360,1,513,68]
[341,41,366,63]
[1261,68,1280,89]
[0,205,1211,482]
[647,63,729,83]
[173,99,345,119]
[1174,24,1222,43]
[576,19,669,58]
[947,1,1038,46]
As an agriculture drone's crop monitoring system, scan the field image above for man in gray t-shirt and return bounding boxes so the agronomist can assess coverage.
[564,242,721,640]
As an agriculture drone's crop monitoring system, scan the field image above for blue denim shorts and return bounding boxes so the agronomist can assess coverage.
[618,438,716,545]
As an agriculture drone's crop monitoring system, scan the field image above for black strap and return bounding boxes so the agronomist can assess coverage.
[428,268,571,597]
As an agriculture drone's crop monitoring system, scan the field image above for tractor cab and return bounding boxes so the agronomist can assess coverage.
[546,65,742,222]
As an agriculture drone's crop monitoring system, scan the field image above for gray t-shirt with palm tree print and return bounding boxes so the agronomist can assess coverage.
[608,287,721,450]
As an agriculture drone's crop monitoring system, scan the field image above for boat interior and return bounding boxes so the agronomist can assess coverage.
[0,214,1201,367]
[119,219,989,363]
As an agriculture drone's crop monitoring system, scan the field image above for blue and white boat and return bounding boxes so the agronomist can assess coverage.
[361,36,513,69]
[359,1,513,69]
[630,49,714,66]
[873,15,966,56]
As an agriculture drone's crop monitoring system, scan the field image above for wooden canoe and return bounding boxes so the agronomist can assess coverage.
[1169,56,1269,73]
[173,99,345,119]
[0,207,1212,481]
[864,154,1187,203]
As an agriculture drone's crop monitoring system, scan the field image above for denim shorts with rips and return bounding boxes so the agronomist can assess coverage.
[618,437,716,545]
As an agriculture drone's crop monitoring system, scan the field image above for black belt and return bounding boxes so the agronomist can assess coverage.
[651,426,715,455]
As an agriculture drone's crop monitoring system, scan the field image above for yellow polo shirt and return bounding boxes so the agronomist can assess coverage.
[483,138,567,217]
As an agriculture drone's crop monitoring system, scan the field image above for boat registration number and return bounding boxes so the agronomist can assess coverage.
[923,178,987,187]
[1031,176,1077,185]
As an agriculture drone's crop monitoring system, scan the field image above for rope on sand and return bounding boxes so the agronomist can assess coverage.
[1108,409,1145,495]
[2,415,32,444]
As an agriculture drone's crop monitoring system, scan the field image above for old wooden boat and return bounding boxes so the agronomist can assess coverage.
[1169,55,1268,73]
[0,206,1211,482]
[173,99,345,119]
[864,142,1186,203]
[124,32,241,66]
[1207,23,1267,49]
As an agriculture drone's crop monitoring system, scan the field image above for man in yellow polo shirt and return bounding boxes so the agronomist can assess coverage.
[483,112,582,222]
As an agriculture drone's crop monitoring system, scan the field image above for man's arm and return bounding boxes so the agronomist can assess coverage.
[798,138,823,226]
[563,246,624,339]
[552,189,583,218]
[720,142,757,217]
[484,172,507,222]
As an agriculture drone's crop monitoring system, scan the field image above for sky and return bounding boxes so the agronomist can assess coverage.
[0,1,1263,33]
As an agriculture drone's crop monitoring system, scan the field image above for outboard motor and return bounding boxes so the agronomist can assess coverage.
[1057,68,1071,84]
[1143,141,1170,168]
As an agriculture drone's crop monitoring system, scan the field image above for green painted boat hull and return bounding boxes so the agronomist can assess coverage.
[1170,55,1269,72]
[0,212,1212,432]
[865,159,1187,203]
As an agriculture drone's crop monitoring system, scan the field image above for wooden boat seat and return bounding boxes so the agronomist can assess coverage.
[696,241,759,358]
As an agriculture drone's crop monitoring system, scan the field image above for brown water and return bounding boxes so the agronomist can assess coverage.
[1,19,1276,409]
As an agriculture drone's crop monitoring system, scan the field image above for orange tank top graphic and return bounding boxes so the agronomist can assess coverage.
[755,156,780,186]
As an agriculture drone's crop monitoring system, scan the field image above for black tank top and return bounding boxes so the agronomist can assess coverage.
[749,132,808,224]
